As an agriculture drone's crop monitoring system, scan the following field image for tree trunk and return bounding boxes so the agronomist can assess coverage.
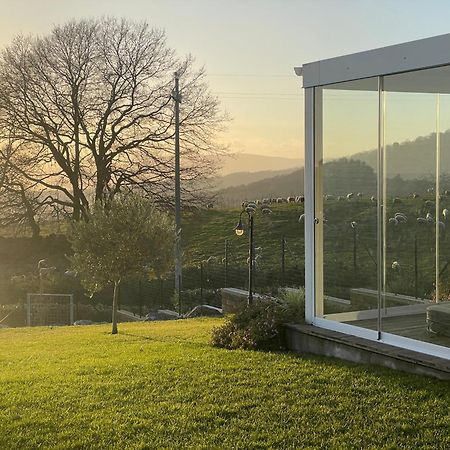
[29,217,41,241]
[20,185,40,240]
[111,280,120,334]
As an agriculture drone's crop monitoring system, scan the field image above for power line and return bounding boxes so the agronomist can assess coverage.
[213,91,300,96]
[211,90,303,101]
[208,73,295,78]
[218,97,301,101]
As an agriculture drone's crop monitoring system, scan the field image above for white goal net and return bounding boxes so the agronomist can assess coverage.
[26,293,74,326]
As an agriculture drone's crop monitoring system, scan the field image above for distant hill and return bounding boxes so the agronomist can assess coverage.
[217,169,304,206]
[217,158,438,207]
[351,130,450,179]
[216,131,450,206]
[217,159,380,205]
[219,153,302,176]
[213,168,298,190]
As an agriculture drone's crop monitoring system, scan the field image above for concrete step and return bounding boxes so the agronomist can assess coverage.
[285,323,450,380]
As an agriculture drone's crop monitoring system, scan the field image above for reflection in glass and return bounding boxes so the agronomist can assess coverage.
[315,78,379,325]
[381,67,450,349]
[314,66,450,350]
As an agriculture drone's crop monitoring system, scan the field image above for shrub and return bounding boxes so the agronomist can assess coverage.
[279,288,305,321]
[211,289,305,351]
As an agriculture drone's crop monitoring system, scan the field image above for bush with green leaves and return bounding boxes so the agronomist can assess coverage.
[69,194,174,334]
[211,288,304,351]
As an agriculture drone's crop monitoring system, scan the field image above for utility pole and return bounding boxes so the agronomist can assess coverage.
[173,71,182,310]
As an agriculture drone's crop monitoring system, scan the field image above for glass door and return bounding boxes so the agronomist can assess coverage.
[381,67,450,349]
[314,78,380,329]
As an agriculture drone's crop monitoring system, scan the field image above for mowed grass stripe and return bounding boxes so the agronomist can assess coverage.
[0,319,449,449]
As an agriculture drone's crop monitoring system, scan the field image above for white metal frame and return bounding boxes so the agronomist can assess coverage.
[299,33,450,88]
[298,34,450,361]
[304,88,315,324]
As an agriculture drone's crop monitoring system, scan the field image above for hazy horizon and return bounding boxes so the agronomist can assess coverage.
[3,1,450,161]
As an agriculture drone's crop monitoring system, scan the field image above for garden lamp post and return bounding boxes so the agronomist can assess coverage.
[234,202,272,305]
[234,206,255,305]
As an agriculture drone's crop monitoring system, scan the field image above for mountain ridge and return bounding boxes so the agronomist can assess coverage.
[219,153,302,176]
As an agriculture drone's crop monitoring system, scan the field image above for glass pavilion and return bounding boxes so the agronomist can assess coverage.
[297,34,450,360]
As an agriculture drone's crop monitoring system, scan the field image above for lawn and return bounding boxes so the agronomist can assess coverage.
[0,319,449,449]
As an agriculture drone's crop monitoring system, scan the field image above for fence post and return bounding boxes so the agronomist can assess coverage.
[200,262,204,302]
[138,279,143,317]
[69,294,74,325]
[224,239,228,288]
[178,275,182,314]
[27,293,31,326]
[159,278,164,307]
[414,232,418,299]
[281,235,286,286]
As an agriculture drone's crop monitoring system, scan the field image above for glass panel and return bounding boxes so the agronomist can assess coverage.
[381,67,450,350]
[315,78,379,326]
[438,95,450,310]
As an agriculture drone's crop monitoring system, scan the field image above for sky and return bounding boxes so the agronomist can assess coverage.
[2,0,450,161]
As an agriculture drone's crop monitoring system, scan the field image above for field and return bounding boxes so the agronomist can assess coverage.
[182,195,447,301]
[0,204,307,314]
[1,319,450,449]
[0,195,448,315]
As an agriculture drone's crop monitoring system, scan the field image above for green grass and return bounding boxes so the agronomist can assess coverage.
[1,319,449,449]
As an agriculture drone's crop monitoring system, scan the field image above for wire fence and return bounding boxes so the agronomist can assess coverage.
[118,234,305,315]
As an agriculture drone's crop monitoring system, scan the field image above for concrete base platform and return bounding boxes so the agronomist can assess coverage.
[285,324,450,380]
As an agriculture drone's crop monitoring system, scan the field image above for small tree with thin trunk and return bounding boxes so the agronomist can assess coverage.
[69,193,174,334]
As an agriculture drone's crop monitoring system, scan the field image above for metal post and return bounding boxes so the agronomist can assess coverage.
[303,87,316,324]
[353,227,357,270]
[435,93,441,303]
[377,75,385,337]
[224,239,228,288]
[414,232,419,299]
[178,275,182,314]
[69,294,74,325]
[200,262,204,302]
[281,235,285,286]
[248,215,254,305]
[138,279,143,317]
[27,293,31,326]
[173,72,183,307]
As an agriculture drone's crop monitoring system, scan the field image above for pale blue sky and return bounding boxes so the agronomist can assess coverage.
[2,0,450,158]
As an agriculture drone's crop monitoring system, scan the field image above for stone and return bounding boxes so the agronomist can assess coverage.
[145,310,180,321]
[73,320,95,326]
[427,302,450,337]
[184,305,222,318]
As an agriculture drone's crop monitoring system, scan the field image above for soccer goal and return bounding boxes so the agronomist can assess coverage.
[26,293,74,327]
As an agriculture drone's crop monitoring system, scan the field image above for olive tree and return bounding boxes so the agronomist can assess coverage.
[69,194,174,334]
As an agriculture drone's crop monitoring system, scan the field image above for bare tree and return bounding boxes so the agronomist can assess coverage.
[0,144,50,238]
[0,18,225,220]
